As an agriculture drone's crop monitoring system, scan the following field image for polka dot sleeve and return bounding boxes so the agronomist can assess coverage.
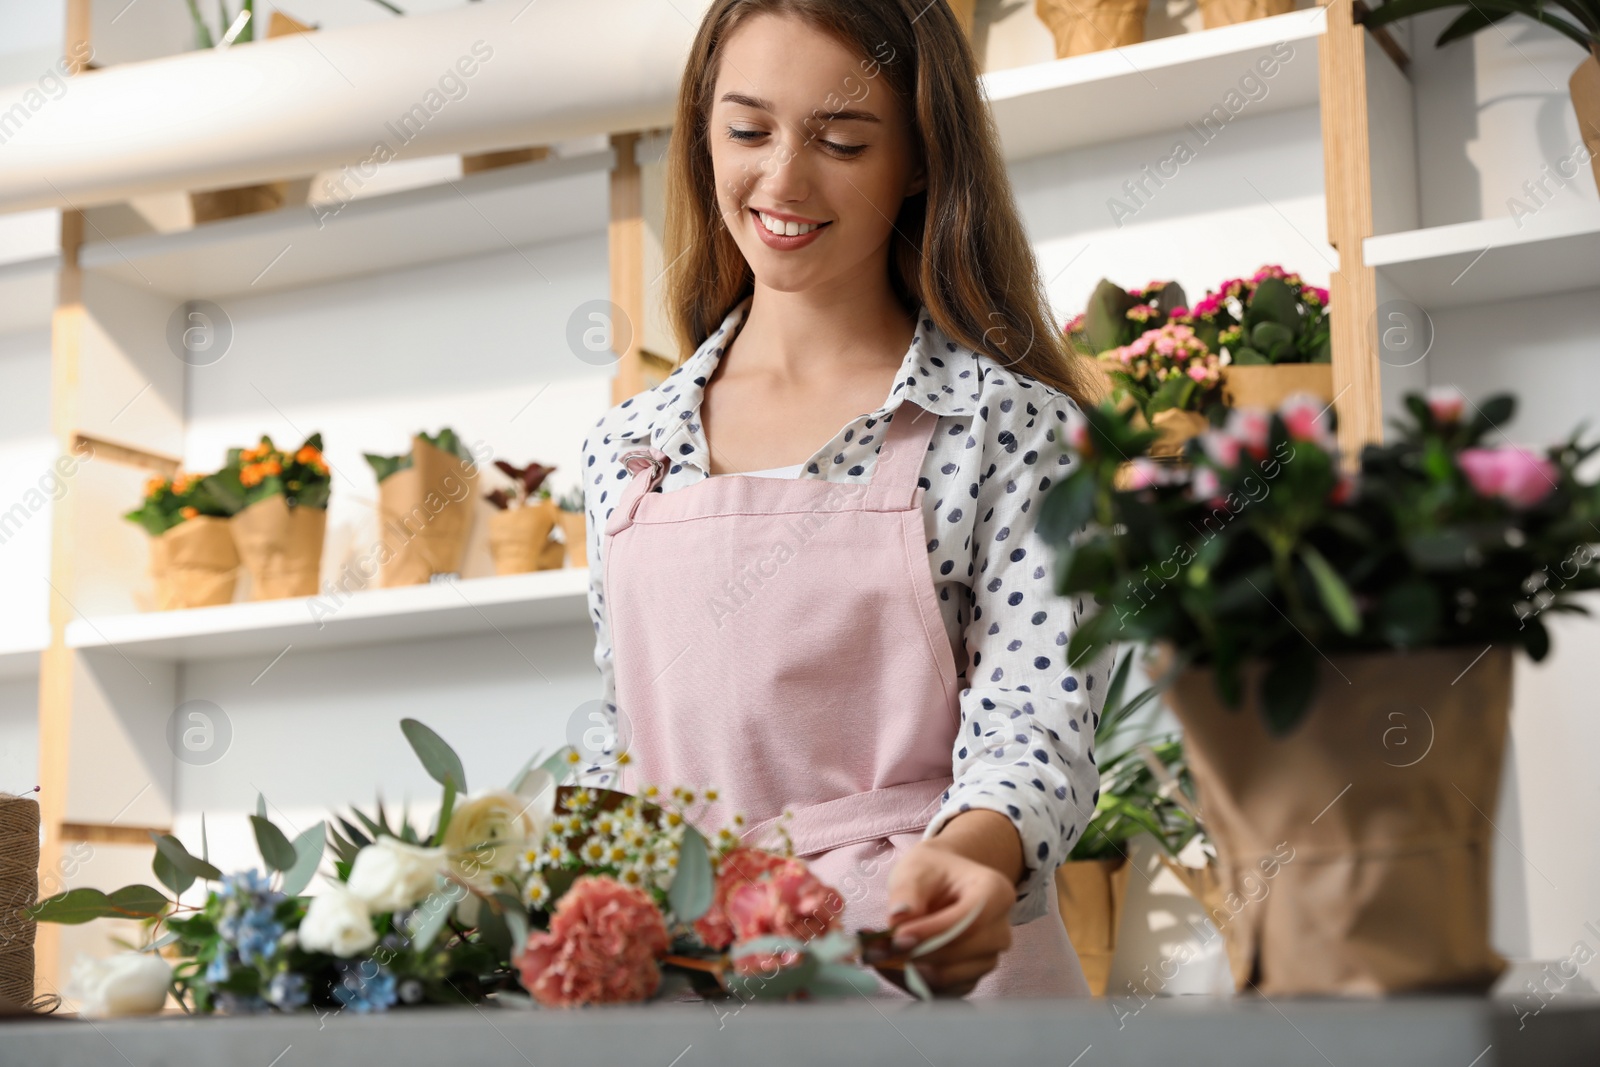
[919,395,1110,927]
[575,424,623,791]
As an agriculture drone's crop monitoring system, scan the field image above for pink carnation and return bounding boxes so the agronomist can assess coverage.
[1458,447,1557,509]
[515,875,670,1007]
[693,848,842,975]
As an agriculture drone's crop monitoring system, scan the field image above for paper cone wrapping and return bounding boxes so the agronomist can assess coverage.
[1161,645,1513,996]
[1036,0,1145,59]
[377,437,480,587]
[0,794,39,1010]
[1572,54,1600,196]
[232,497,326,600]
[1054,856,1131,996]
[1148,408,1209,459]
[1197,0,1293,29]
[537,538,565,570]
[150,516,239,609]
[488,501,559,575]
[1220,364,1334,412]
[557,509,588,568]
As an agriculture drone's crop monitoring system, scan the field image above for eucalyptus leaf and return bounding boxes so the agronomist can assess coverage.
[668,825,714,923]
[909,900,984,959]
[150,832,222,882]
[153,847,196,897]
[903,960,934,1001]
[107,885,169,918]
[401,717,468,792]
[250,815,297,873]
[280,822,326,896]
[29,887,116,924]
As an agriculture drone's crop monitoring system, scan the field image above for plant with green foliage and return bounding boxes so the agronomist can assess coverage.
[1038,388,1600,735]
[201,433,331,513]
[1189,265,1331,366]
[184,0,256,49]
[123,470,237,536]
[363,427,475,484]
[1362,0,1600,56]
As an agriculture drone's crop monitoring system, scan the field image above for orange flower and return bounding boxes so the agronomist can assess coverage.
[144,476,168,497]
[295,445,323,467]
[180,506,198,519]
[240,465,263,488]
[260,458,282,477]
[172,474,193,495]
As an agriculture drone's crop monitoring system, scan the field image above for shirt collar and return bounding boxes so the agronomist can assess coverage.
[613,295,981,466]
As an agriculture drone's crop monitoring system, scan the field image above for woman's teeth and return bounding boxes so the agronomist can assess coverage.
[757,211,823,237]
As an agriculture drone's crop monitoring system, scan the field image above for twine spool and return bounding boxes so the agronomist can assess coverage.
[0,794,40,1010]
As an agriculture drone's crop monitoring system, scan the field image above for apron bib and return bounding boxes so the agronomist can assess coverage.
[604,399,1088,999]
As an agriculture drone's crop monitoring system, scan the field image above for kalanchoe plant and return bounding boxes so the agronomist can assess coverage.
[364,427,474,484]
[1039,388,1600,734]
[1066,278,1191,355]
[202,433,331,513]
[123,471,236,536]
[485,461,556,511]
[1191,266,1331,365]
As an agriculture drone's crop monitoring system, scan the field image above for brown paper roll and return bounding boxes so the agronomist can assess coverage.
[1220,364,1334,412]
[377,437,480,587]
[1160,645,1512,995]
[1054,856,1131,996]
[488,501,558,576]
[150,516,239,609]
[232,497,326,600]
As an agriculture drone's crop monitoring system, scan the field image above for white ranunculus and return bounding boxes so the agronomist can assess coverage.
[345,836,446,913]
[443,783,553,885]
[69,952,172,1017]
[297,886,378,957]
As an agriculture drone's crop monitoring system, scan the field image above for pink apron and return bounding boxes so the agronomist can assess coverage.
[605,398,1088,999]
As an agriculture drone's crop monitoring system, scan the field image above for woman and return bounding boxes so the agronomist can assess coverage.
[577,0,1111,998]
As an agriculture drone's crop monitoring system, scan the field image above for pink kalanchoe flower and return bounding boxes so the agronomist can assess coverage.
[1302,285,1331,307]
[1224,408,1271,460]
[1252,264,1287,283]
[1424,385,1466,426]
[1186,363,1211,383]
[515,875,670,1007]
[1278,392,1333,445]
[1192,295,1222,318]
[1458,447,1558,509]
[1199,430,1242,469]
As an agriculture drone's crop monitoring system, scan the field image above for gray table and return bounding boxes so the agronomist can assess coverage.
[4,997,1598,1067]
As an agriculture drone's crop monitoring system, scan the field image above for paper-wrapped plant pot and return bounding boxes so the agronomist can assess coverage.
[1573,53,1600,197]
[1196,0,1293,29]
[149,516,239,609]
[1220,363,1333,412]
[557,509,587,568]
[232,497,326,600]
[1161,645,1512,995]
[0,794,40,1010]
[1054,855,1130,996]
[1036,0,1146,60]
[377,437,480,587]
[487,500,559,576]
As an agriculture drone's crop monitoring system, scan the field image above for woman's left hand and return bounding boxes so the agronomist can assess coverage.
[884,814,1021,997]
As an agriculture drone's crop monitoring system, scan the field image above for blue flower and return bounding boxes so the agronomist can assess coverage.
[332,963,398,1014]
[235,906,285,965]
[266,972,308,1012]
[220,868,274,900]
[205,954,231,984]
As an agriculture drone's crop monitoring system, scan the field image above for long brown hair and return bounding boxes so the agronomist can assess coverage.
[662,0,1102,408]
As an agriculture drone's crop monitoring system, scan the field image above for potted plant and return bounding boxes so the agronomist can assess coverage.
[365,428,481,588]
[553,485,587,568]
[202,434,330,600]
[124,470,241,609]
[1035,0,1147,59]
[1039,388,1600,994]
[1198,0,1295,30]
[1193,265,1333,411]
[485,461,563,575]
[1360,0,1600,196]
[1067,278,1221,458]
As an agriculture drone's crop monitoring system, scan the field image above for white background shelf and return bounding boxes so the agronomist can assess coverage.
[985,9,1326,162]
[0,631,47,680]
[1365,205,1600,310]
[0,253,59,335]
[65,567,589,662]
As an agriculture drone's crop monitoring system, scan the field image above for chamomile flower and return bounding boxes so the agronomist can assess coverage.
[563,788,596,812]
[606,843,630,866]
[538,840,571,869]
[524,874,550,909]
[578,836,608,865]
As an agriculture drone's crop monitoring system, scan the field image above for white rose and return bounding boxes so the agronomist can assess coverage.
[69,952,172,1017]
[443,785,552,885]
[346,836,445,913]
[297,886,378,957]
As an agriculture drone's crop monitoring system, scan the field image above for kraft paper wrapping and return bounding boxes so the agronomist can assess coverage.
[232,497,326,600]
[377,437,480,587]
[1054,856,1131,996]
[1572,54,1600,195]
[1148,409,1209,459]
[1197,0,1294,30]
[150,516,239,609]
[1220,364,1334,412]
[487,500,559,575]
[1161,645,1513,996]
[557,509,587,568]
[1036,0,1145,59]
[0,794,39,1011]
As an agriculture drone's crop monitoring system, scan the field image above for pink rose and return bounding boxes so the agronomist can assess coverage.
[1278,393,1332,445]
[1424,386,1466,426]
[1458,447,1558,509]
[515,875,669,1007]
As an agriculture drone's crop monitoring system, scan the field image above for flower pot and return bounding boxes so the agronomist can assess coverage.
[488,500,559,576]
[0,793,39,1011]
[1220,363,1333,411]
[1572,52,1600,198]
[376,437,480,587]
[148,516,239,609]
[1036,0,1146,60]
[1054,855,1130,996]
[1196,0,1294,30]
[231,496,326,600]
[557,509,588,568]
[1162,645,1513,995]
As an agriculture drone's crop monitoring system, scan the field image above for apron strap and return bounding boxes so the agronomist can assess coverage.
[739,776,951,859]
[870,401,940,508]
[604,445,670,537]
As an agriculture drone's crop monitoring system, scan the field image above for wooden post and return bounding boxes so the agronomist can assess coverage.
[1319,0,1384,454]
[609,132,647,405]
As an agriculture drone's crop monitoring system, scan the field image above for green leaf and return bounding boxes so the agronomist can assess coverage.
[435,776,458,846]
[256,793,267,820]
[1249,276,1300,329]
[806,961,883,996]
[668,825,714,923]
[1299,545,1360,635]
[250,815,297,873]
[280,822,326,896]
[1260,644,1318,737]
[407,881,460,953]
[1434,7,1512,44]
[1522,618,1550,661]
[153,847,196,897]
[30,888,116,924]
[150,832,222,882]
[401,718,468,792]
[1249,320,1295,359]
[1230,347,1270,365]
[903,960,934,1001]
[1379,581,1441,647]
[538,747,575,786]
[1084,279,1141,352]
[107,885,169,918]
[723,952,819,1000]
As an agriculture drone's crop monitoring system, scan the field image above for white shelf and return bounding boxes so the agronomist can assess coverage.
[0,253,58,336]
[984,9,1327,163]
[1365,206,1600,310]
[79,149,613,300]
[65,567,590,662]
[0,630,47,680]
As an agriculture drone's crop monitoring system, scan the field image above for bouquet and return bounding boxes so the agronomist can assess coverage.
[1038,387,1600,732]
[202,434,331,600]
[33,721,962,1015]
[484,461,563,575]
